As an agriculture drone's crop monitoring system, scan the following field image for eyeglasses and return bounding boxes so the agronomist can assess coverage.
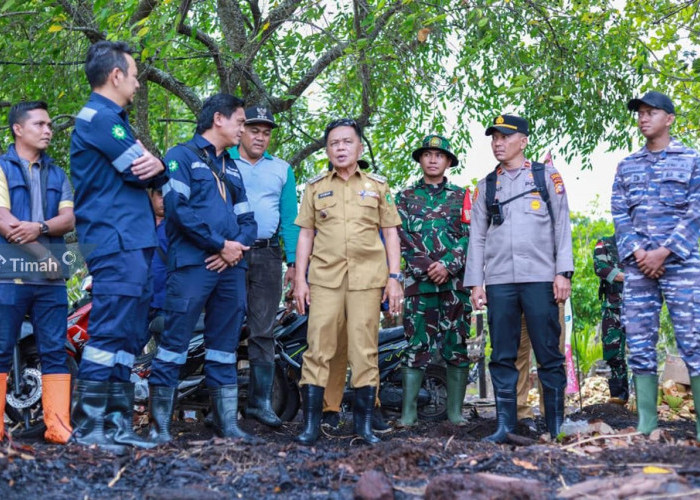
[324,118,361,144]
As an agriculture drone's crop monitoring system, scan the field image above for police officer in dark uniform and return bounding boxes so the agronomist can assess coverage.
[465,114,574,442]
[70,41,167,451]
[147,94,258,443]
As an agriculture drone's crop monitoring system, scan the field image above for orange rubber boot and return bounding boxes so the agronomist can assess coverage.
[42,374,73,444]
[0,373,6,441]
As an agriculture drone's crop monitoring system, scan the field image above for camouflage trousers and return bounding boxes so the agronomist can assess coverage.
[602,306,627,382]
[402,290,472,369]
[623,256,700,376]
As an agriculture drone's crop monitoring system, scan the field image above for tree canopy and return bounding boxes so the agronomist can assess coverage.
[1,0,698,184]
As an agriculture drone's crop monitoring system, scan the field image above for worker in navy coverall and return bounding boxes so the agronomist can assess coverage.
[148,94,258,443]
[70,41,167,451]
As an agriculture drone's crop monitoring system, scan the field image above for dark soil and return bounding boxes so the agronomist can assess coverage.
[2,404,699,499]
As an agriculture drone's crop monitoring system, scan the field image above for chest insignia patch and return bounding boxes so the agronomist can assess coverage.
[318,191,333,199]
[320,209,328,219]
[168,160,179,173]
[530,199,541,210]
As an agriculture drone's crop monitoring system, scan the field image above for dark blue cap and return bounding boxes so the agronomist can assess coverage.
[627,91,675,114]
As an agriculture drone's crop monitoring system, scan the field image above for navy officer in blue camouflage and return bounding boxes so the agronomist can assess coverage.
[70,41,167,451]
[147,94,258,444]
[612,90,700,440]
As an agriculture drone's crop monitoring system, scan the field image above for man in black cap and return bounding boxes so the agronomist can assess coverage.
[612,90,700,440]
[464,114,574,442]
[395,134,472,426]
[228,106,299,427]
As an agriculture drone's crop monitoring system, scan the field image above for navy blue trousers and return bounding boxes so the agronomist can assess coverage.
[486,282,565,394]
[149,264,246,388]
[0,283,68,374]
[78,249,153,382]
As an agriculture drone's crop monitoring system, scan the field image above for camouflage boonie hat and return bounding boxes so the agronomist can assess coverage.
[411,134,459,167]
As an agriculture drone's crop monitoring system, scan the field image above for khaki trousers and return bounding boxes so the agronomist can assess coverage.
[300,274,382,390]
[516,302,566,419]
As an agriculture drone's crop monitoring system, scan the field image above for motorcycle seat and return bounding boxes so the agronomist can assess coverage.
[378,326,404,345]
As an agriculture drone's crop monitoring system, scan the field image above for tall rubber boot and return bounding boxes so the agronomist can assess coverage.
[446,364,469,425]
[634,374,659,435]
[354,386,380,444]
[483,390,517,443]
[70,379,126,453]
[246,362,282,427]
[398,367,424,427]
[295,384,324,445]
[542,386,565,438]
[210,385,258,443]
[690,376,700,442]
[104,382,157,449]
[372,406,391,432]
[148,385,176,444]
[0,373,6,441]
[42,374,73,444]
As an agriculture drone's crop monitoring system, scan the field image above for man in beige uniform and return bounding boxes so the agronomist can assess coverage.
[293,118,403,445]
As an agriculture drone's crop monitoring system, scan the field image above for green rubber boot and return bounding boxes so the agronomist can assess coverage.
[690,376,700,442]
[446,364,469,425]
[399,367,424,427]
[634,374,659,435]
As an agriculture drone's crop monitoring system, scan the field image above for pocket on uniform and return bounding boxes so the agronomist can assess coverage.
[358,196,379,209]
[314,197,337,221]
[659,180,689,208]
[524,194,548,217]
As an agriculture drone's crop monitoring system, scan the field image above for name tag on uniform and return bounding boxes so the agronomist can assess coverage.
[318,191,333,199]
[358,190,379,199]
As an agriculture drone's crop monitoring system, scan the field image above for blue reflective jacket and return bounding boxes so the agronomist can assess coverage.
[70,93,167,259]
[162,134,257,270]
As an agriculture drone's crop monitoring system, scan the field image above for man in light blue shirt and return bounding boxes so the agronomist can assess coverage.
[230,106,299,427]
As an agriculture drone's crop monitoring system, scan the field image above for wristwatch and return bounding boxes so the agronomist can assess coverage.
[39,221,49,235]
[388,273,404,283]
[557,271,573,280]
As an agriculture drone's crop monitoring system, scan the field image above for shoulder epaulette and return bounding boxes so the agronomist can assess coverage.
[367,172,387,184]
[307,172,326,185]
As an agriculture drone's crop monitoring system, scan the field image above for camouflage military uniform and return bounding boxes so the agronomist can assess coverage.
[396,178,471,369]
[611,138,700,376]
[593,236,628,400]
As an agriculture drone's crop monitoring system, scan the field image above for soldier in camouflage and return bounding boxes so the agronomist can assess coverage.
[612,91,700,440]
[593,235,628,404]
[396,134,472,426]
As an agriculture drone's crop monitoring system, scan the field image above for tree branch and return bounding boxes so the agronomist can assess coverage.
[241,0,303,67]
[130,0,161,25]
[142,66,202,113]
[217,0,248,53]
[177,0,229,92]
[55,0,102,43]
[246,0,262,30]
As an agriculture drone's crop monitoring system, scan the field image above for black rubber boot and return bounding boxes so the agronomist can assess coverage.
[542,386,565,439]
[148,385,176,444]
[483,390,517,443]
[210,385,259,443]
[608,377,629,404]
[371,407,391,432]
[70,379,126,453]
[104,382,157,449]
[246,362,282,427]
[353,386,381,444]
[295,384,324,445]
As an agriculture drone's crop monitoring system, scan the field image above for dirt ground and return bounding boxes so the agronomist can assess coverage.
[2,403,700,500]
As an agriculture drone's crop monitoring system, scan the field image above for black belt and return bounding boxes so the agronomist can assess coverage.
[251,238,279,249]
